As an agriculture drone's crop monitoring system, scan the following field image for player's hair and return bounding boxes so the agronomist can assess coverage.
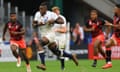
[10,12,16,15]
[52,6,60,11]
[116,4,120,8]
[40,2,48,7]
[90,10,98,14]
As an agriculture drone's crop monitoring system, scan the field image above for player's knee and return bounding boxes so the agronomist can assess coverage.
[48,42,56,49]
[11,45,17,51]
[40,37,49,46]
[105,39,114,48]
[94,40,101,48]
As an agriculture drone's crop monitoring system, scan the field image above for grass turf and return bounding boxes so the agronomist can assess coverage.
[0,60,119,72]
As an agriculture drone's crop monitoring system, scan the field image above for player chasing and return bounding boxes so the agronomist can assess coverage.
[84,10,111,67]
[102,4,120,69]
[33,2,78,70]
[2,12,31,72]
[52,6,78,70]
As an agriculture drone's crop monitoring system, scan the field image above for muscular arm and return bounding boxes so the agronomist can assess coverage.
[55,26,67,33]
[55,17,64,24]
[17,28,25,35]
[11,28,25,35]
[47,17,64,25]
[33,21,45,27]
[111,24,120,29]
[104,20,120,29]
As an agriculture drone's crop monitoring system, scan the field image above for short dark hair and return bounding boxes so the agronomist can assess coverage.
[40,2,48,7]
[10,12,16,15]
[90,10,98,14]
[116,4,120,8]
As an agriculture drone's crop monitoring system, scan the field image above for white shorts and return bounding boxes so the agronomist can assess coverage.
[55,35,66,49]
[41,31,56,43]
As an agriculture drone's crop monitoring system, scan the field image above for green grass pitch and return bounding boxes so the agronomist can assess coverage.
[0,60,120,72]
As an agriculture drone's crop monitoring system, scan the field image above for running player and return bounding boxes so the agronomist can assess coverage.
[52,6,78,70]
[33,2,78,70]
[33,2,64,70]
[84,10,110,67]
[2,12,31,72]
[102,4,120,69]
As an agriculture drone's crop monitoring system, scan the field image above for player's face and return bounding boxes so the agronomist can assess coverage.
[39,6,47,15]
[75,24,80,29]
[10,14,17,22]
[114,7,118,14]
[54,9,60,15]
[90,12,97,20]
[114,7,120,14]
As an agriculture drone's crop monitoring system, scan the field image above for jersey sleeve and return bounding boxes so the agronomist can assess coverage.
[60,15,67,27]
[50,12,58,20]
[34,12,40,21]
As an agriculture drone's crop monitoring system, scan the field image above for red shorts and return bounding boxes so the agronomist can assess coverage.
[10,38,26,49]
[111,34,120,46]
[92,33,105,44]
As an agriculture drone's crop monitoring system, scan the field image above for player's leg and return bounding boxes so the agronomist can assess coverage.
[98,45,106,58]
[19,39,31,72]
[92,39,101,67]
[36,37,49,70]
[20,49,31,72]
[11,45,20,58]
[60,56,65,70]
[10,44,21,67]
[48,43,78,66]
[102,38,114,69]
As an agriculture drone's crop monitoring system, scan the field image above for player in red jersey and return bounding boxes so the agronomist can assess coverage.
[102,4,120,69]
[84,10,110,67]
[2,12,31,72]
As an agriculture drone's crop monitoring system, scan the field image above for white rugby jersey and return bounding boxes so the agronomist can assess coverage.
[52,15,67,36]
[34,11,58,33]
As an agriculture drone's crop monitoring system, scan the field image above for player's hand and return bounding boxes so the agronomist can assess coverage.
[32,21,38,27]
[38,22,45,26]
[32,23,37,27]
[2,36,6,41]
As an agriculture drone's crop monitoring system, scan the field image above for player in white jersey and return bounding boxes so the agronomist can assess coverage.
[33,3,64,70]
[52,6,78,70]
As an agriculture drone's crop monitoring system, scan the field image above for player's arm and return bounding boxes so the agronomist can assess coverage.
[33,21,45,27]
[32,21,38,27]
[33,12,45,27]
[2,23,8,41]
[11,28,25,35]
[47,12,64,25]
[83,20,94,32]
[54,26,67,33]
[104,20,120,29]
[110,24,120,29]
[11,22,25,35]
[47,17,64,25]
[17,28,25,35]
[54,17,64,24]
